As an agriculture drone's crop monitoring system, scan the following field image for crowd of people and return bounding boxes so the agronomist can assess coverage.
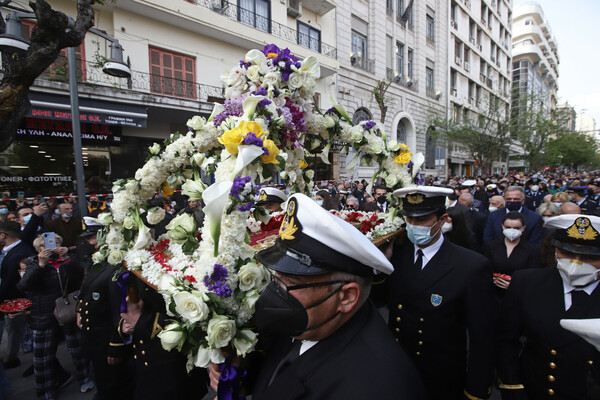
[0,168,598,399]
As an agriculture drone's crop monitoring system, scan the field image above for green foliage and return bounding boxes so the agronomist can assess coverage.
[542,133,600,170]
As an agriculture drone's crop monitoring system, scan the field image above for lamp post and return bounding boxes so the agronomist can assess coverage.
[0,11,131,218]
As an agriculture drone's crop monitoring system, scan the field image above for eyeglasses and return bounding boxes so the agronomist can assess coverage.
[272,275,349,300]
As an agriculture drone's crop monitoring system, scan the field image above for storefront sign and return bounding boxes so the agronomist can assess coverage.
[0,175,73,183]
[17,118,121,144]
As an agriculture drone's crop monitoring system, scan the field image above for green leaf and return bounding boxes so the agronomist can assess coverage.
[262,163,274,180]
[276,155,286,169]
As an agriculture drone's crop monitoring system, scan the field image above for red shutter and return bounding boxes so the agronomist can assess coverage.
[149,47,196,99]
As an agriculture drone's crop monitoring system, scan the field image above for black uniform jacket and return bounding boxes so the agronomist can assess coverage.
[497,268,600,400]
[0,241,35,301]
[381,238,498,400]
[251,300,425,400]
[577,198,598,215]
[76,263,123,360]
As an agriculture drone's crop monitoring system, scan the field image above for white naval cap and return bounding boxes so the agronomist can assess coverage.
[256,193,393,276]
[393,186,454,217]
[257,187,288,205]
[544,214,600,256]
[560,319,600,352]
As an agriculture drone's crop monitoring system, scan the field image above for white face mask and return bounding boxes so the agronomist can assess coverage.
[441,222,453,233]
[531,185,539,192]
[553,202,563,209]
[542,216,552,224]
[503,228,523,241]
[488,206,498,212]
[556,257,600,288]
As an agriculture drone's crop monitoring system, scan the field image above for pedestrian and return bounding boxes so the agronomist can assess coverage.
[497,214,600,399]
[256,187,288,213]
[377,186,497,400]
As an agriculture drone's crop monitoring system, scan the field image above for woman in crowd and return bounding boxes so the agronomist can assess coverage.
[550,191,570,209]
[17,234,93,400]
[484,211,540,298]
[315,189,339,211]
[537,203,561,223]
[444,205,478,251]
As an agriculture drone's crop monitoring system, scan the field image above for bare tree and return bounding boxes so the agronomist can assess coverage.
[0,0,100,151]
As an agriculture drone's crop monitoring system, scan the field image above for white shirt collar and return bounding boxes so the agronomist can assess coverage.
[413,234,445,269]
[299,340,318,356]
[1,240,21,254]
[563,279,599,296]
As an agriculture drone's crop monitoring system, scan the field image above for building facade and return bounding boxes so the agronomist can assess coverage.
[334,0,448,181]
[0,0,339,197]
[448,0,513,176]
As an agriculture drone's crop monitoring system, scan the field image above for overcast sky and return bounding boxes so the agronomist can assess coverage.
[514,0,600,132]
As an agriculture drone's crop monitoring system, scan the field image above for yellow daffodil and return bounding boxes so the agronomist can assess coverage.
[218,121,267,155]
[394,151,412,165]
[261,139,280,164]
[161,181,175,196]
[299,160,308,169]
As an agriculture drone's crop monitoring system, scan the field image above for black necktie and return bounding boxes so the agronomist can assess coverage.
[570,290,589,309]
[269,340,302,386]
[415,249,424,271]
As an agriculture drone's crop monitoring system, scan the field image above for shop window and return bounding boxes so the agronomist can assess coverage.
[149,47,196,99]
[21,20,86,82]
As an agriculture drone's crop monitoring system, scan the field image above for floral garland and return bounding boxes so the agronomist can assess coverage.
[94,44,424,370]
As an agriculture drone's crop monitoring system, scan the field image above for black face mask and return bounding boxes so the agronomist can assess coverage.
[90,201,98,207]
[376,195,387,204]
[255,279,347,337]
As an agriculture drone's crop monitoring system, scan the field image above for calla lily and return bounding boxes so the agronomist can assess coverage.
[133,223,152,250]
[320,142,331,165]
[242,96,266,120]
[299,56,320,78]
[233,145,266,178]
[244,49,267,66]
[208,102,225,122]
[411,152,425,177]
[345,152,360,175]
[203,181,234,256]
[328,94,353,124]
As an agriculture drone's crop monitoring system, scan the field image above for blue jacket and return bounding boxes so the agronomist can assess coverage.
[483,207,544,247]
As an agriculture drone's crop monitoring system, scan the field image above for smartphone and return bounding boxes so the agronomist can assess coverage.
[36,195,46,205]
[43,232,57,250]
[17,191,24,202]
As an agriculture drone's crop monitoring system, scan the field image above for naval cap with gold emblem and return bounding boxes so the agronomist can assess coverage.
[545,214,600,256]
[80,216,102,237]
[256,187,288,205]
[393,186,455,217]
[255,193,393,276]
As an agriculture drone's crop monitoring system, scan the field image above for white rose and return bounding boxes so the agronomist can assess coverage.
[324,116,335,129]
[243,289,260,310]
[349,126,363,143]
[206,315,236,349]
[246,65,261,82]
[237,262,265,291]
[148,142,161,155]
[262,72,280,90]
[387,140,400,152]
[194,347,225,368]
[97,212,113,226]
[157,322,185,352]
[181,179,207,202]
[287,72,304,90]
[166,214,197,243]
[127,253,147,269]
[305,170,315,180]
[158,274,178,294]
[233,329,258,357]
[107,249,126,265]
[173,291,209,324]
[91,251,106,264]
[191,153,205,167]
[385,173,399,187]
[187,115,206,131]
[123,216,136,230]
[146,207,166,225]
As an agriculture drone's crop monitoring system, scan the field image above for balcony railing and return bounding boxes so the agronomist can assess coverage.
[351,55,375,73]
[36,60,225,103]
[191,0,337,59]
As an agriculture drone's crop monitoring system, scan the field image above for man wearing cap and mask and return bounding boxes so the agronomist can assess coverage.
[459,180,485,212]
[567,186,598,215]
[376,186,497,400]
[214,193,425,399]
[497,214,600,400]
[256,187,288,213]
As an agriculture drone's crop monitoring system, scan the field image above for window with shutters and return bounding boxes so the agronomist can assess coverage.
[149,47,196,99]
[21,20,86,82]
[297,22,320,52]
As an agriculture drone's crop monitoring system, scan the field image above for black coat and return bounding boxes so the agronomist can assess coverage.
[484,208,544,247]
[576,198,598,215]
[466,208,487,253]
[18,256,82,329]
[497,268,600,400]
[382,239,498,400]
[0,241,35,301]
[251,300,425,400]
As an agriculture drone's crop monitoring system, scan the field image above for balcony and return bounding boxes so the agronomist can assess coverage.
[29,59,224,106]
[351,54,375,73]
[386,68,417,90]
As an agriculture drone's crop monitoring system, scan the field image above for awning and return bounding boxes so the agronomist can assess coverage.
[27,92,147,128]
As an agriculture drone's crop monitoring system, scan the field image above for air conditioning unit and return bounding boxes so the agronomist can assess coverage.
[287,0,302,18]
[464,62,470,71]
[451,88,458,97]
[451,20,457,29]
[406,77,414,87]
[393,75,402,83]
[455,57,462,66]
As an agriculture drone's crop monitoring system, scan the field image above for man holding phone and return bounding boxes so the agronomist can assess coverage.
[45,203,83,251]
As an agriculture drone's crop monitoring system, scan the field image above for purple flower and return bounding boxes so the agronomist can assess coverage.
[251,87,268,96]
[230,175,252,200]
[243,132,265,147]
[204,264,232,297]
[239,60,251,69]
[257,99,272,109]
[213,98,244,127]
[236,202,253,212]
[363,120,376,130]
[262,44,280,57]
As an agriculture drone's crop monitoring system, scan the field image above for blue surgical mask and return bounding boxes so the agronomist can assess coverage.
[506,201,521,211]
[62,213,72,219]
[55,209,60,215]
[406,222,439,246]
[0,209,8,215]
[23,214,32,224]
[315,200,324,207]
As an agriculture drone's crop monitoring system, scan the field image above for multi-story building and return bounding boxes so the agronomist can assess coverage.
[556,103,577,134]
[447,0,513,176]
[576,113,597,142]
[511,3,559,115]
[334,0,448,181]
[0,0,339,196]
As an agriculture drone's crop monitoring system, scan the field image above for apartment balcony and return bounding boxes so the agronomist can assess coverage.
[301,0,337,16]
[386,68,417,90]
[122,0,339,76]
